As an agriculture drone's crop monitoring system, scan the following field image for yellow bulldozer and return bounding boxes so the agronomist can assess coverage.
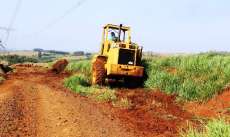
[92,24,144,86]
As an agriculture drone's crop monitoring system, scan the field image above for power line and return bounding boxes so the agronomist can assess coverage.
[0,40,5,50]
[36,0,87,34]
[0,27,15,31]
[5,0,22,45]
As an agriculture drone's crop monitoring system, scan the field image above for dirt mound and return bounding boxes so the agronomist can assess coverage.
[115,89,193,137]
[0,64,12,73]
[51,59,68,74]
[184,88,230,118]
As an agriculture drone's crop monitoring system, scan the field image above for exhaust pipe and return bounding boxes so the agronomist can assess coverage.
[118,24,122,42]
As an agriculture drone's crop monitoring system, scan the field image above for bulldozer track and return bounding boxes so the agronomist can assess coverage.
[92,57,106,85]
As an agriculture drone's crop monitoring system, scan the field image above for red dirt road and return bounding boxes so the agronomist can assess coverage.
[0,67,138,137]
[0,66,208,137]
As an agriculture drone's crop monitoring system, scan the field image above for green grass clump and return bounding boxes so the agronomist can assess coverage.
[0,76,4,84]
[64,74,92,96]
[113,98,132,109]
[64,75,116,102]
[66,60,91,76]
[144,53,230,101]
[96,89,117,102]
[181,119,230,137]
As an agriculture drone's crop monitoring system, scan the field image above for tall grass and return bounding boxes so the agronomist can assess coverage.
[66,60,91,76]
[144,53,230,101]
[180,119,230,137]
[64,74,91,95]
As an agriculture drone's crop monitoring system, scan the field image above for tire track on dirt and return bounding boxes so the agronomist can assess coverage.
[0,67,139,137]
[36,83,138,137]
[0,81,38,137]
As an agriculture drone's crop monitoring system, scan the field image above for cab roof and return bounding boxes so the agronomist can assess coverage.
[104,24,130,31]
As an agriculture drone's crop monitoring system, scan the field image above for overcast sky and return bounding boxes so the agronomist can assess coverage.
[0,0,230,53]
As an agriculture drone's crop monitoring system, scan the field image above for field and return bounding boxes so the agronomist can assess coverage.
[0,50,39,57]
[0,52,229,137]
[65,52,230,101]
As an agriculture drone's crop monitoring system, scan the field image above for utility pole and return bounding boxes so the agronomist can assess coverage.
[0,26,15,50]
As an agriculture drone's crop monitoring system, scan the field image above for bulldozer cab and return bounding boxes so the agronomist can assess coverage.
[100,24,132,55]
[103,24,131,42]
[99,24,142,66]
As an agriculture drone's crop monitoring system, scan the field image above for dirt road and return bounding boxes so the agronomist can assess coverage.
[0,66,196,137]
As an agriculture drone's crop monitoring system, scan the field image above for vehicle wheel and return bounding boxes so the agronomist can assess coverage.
[92,57,106,85]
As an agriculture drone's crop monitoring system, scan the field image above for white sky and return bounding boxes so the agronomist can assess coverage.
[0,0,230,53]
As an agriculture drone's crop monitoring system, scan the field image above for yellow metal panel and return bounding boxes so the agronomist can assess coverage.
[107,64,144,77]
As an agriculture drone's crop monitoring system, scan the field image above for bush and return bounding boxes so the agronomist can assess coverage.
[144,53,230,101]
[181,119,230,137]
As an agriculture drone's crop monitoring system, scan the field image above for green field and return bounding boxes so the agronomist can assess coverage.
[144,53,230,101]
[65,52,230,101]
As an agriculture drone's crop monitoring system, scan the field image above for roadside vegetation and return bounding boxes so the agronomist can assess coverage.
[0,55,38,65]
[64,52,230,101]
[180,119,230,137]
[144,52,230,101]
[66,59,91,76]
[0,54,67,65]
[0,76,4,84]
[64,74,116,102]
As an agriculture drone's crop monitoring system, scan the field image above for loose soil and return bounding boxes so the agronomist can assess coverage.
[115,89,194,137]
[184,88,230,119]
[0,65,228,137]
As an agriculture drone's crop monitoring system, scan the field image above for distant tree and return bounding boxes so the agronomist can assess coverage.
[47,50,69,55]
[33,48,44,52]
[73,51,84,56]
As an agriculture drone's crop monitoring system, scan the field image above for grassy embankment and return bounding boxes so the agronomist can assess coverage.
[64,52,230,101]
[64,60,117,102]
[180,119,230,137]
